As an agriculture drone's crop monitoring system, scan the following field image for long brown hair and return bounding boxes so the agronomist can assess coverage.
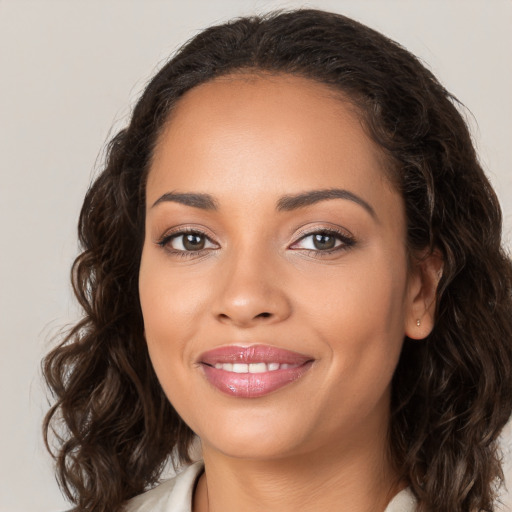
[43,9,512,511]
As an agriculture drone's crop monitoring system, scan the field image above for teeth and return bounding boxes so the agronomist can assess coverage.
[249,362,267,373]
[215,363,232,371]
[213,362,297,373]
[232,363,248,373]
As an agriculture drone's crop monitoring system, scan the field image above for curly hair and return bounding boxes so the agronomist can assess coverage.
[42,8,512,512]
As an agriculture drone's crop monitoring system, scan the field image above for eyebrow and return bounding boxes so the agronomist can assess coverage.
[152,188,376,218]
[276,188,376,218]
[152,192,218,210]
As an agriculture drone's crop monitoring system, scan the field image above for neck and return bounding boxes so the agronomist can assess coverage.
[193,430,402,512]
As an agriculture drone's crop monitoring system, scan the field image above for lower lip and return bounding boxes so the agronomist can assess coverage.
[201,361,313,398]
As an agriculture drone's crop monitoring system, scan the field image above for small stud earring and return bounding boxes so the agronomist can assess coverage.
[416,319,421,327]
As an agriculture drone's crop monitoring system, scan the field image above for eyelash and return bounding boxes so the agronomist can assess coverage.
[156,227,356,259]
[292,227,356,258]
[156,228,216,259]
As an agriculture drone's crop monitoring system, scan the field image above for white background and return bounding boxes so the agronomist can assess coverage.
[0,1,511,511]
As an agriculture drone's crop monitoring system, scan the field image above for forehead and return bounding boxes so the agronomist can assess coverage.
[147,72,396,214]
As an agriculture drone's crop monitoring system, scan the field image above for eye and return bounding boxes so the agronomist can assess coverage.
[290,229,355,254]
[158,230,218,252]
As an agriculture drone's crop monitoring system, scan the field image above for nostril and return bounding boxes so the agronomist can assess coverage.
[215,310,279,326]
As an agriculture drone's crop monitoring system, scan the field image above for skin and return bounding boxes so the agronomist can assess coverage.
[139,73,440,512]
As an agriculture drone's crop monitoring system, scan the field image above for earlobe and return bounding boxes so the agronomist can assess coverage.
[405,249,443,340]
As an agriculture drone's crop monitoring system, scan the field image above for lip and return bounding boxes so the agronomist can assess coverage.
[199,344,314,398]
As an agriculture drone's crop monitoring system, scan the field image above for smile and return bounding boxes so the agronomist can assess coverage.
[213,362,300,372]
[199,344,314,398]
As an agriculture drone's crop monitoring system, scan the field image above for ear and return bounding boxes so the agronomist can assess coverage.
[404,249,443,340]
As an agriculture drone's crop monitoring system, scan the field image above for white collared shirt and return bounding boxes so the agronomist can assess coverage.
[123,461,417,512]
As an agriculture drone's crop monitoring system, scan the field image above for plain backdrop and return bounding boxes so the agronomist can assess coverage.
[1,1,511,511]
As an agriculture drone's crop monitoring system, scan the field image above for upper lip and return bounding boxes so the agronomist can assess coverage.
[199,344,313,366]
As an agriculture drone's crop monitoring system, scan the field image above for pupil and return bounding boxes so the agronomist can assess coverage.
[184,234,205,250]
[313,233,335,250]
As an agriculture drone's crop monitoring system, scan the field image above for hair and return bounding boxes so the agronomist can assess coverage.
[43,8,512,512]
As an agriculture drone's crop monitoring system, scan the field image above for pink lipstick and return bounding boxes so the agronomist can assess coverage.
[199,344,314,398]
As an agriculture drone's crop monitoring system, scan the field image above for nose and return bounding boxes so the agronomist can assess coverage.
[212,247,292,328]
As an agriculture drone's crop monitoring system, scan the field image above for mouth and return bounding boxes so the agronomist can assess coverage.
[211,362,301,372]
[198,344,314,398]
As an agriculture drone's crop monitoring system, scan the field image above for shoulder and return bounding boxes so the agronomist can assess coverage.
[123,461,204,512]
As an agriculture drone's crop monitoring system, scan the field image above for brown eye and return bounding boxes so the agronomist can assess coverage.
[182,233,206,250]
[290,229,356,255]
[158,230,217,252]
[312,233,336,250]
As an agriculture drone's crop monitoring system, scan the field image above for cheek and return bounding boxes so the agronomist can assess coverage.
[298,253,409,383]
[138,251,207,388]
[300,254,407,334]
[140,245,209,326]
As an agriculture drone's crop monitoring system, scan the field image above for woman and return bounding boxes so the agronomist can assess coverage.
[42,8,512,512]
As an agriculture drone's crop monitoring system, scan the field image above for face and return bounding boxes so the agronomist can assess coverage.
[139,73,429,462]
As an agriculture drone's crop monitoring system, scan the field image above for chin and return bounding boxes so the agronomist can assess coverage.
[202,430,301,461]
[190,408,312,461]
